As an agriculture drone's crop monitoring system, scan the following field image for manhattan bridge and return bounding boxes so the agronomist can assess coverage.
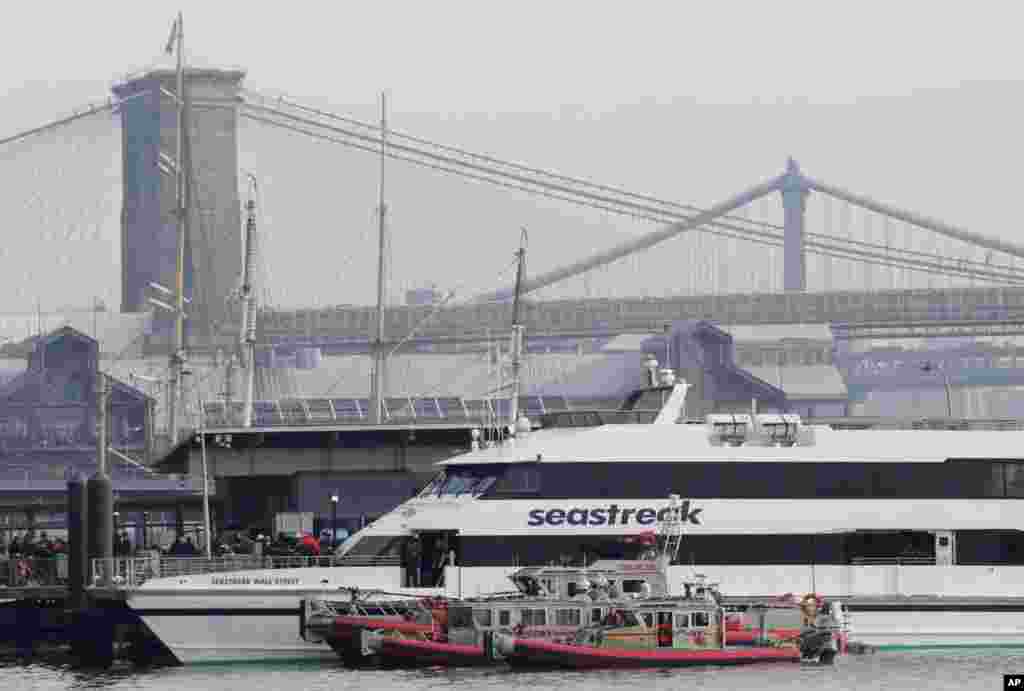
[4,51,1024,460]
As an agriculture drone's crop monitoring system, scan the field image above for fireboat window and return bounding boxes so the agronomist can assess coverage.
[514,575,543,596]
[448,607,474,629]
[622,579,647,594]
[521,609,547,627]
[555,609,581,626]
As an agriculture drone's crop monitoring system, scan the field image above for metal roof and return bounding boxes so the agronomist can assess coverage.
[442,422,1024,466]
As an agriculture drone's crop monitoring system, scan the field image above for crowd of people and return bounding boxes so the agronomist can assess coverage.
[0,524,356,587]
[0,531,70,586]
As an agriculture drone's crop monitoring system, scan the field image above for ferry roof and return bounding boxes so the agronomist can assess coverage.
[439,423,1024,466]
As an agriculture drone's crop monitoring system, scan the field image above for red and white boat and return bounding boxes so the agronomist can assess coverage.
[491,595,848,669]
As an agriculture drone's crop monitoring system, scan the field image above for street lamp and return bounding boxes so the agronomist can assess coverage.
[920,361,953,418]
[330,494,339,548]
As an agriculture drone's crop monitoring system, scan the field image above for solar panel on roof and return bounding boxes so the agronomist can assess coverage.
[385,397,414,418]
[412,398,442,418]
[330,398,362,418]
[437,397,468,419]
[304,398,336,422]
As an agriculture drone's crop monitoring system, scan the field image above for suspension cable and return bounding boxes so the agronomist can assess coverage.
[243,110,1024,285]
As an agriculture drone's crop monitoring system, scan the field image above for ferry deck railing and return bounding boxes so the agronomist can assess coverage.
[89,554,401,589]
[849,556,936,566]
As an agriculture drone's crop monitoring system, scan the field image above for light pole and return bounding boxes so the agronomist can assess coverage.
[330,494,339,549]
[921,361,953,417]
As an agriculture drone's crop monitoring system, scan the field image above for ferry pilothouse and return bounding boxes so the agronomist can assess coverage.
[120,380,1024,663]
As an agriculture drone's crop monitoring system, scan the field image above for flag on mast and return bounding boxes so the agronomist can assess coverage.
[164,14,180,55]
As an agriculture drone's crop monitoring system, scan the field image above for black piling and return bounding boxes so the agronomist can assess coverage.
[66,470,89,610]
[86,473,113,587]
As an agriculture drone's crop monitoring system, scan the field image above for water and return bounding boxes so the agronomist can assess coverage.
[0,651,1020,691]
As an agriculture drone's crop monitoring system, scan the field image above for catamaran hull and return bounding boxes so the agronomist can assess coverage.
[125,567,441,665]
[130,597,332,664]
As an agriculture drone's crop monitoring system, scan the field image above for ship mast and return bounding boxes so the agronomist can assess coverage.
[168,11,187,445]
[240,175,259,427]
[370,92,389,424]
[509,229,527,428]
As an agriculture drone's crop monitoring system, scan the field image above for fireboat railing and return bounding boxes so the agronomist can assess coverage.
[90,554,402,588]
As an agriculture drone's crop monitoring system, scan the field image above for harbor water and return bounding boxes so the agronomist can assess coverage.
[0,650,1019,691]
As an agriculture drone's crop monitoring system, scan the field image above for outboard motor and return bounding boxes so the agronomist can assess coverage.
[798,628,837,664]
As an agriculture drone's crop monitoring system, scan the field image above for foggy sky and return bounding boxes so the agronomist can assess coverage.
[2,2,1024,310]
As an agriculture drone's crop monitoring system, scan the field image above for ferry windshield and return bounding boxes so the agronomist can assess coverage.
[419,468,497,498]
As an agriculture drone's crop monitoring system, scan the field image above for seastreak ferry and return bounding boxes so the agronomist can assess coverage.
[122,380,1024,663]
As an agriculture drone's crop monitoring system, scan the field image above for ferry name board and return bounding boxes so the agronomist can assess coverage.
[210,575,301,586]
[527,502,702,528]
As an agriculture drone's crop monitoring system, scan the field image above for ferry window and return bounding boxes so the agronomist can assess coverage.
[555,609,581,627]
[591,608,603,624]
[622,611,641,627]
[674,613,690,629]
[640,612,654,628]
[498,610,511,627]
[1006,463,1024,498]
[493,465,541,493]
[344,536,403,558]
[423,469,498,497]
[946,461,1004,498]
[473,609,493,627]
[692,612,710,627]
[418,472,446,496]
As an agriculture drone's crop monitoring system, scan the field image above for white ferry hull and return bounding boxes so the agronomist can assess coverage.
[126,566,441,664]
[852,611,1024,649]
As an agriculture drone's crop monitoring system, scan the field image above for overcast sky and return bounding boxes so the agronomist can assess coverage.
[2,2,1024,311]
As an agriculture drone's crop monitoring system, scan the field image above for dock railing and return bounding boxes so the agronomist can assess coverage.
[89,554,401,589]
[0,556,68,587]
